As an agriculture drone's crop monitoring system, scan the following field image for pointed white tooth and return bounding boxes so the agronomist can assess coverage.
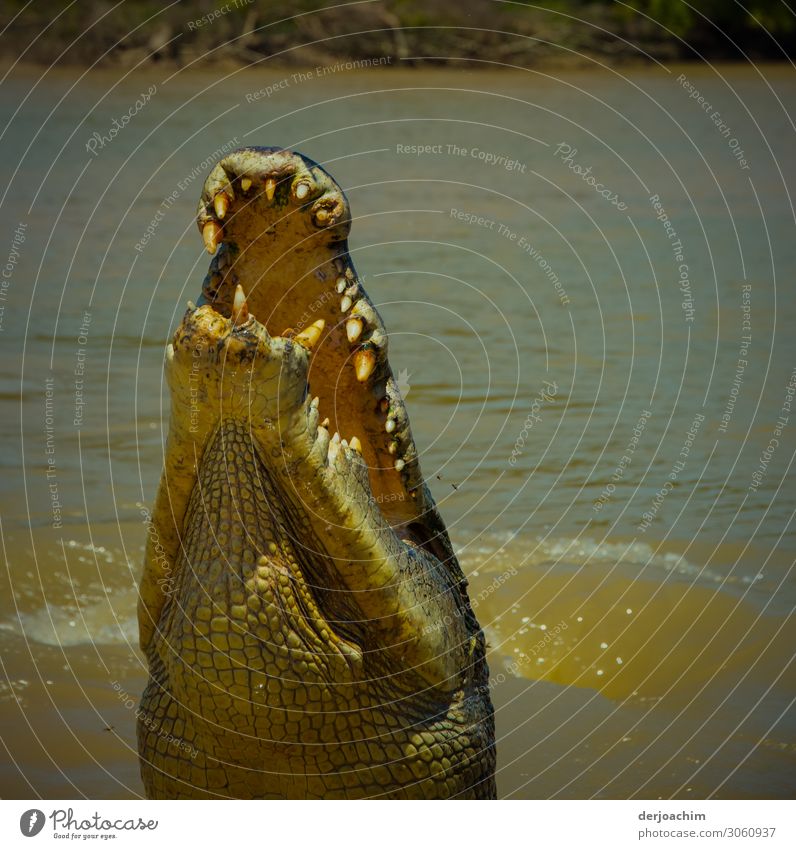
[321,417,330,429]
[336,277,347,293]
[346,316,363,343]
[213,192,229,219]
[307,397,319,432]
[341,439,348,449]
[232,284,249,325]
[385,418,396,433]
[388,441,398,455]
[294,318,325,350]
[349,436,362,453]
[165,343,174,362]
[394,459,405,472]
[202,221,221,254]
[295,182,309,200]
[354,348,376,382]
[240,177,252,192]
[314,424,330,458]
[332,432,340,444]
[340,295,352,312]
[265,177,276,201]
[311,396,319,409]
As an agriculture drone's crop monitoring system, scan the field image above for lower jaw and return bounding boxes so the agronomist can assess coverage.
[200,239,428,537]
[160,420,365,725]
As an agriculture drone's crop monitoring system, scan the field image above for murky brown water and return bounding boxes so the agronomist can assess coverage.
[0,64,794,798]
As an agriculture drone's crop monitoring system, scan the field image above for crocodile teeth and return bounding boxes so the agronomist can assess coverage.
[321,417,330,428]
[385,418,396,433]
[354,348,376,382]
[335,277,347,293]
[346,316,363,343]
[315,209,329,225]
[295,182,309,200]
[240,177,252,191]
[349,436,362,453]
[394,459,405,471]
[265,177,277,201]
[294,318,325,350]
[313,425,330,464]
[388,440,398,455]
[340,295,352,313]
[232,284,249,326]
[328,431,341,462]
[165,343,174,362]
[202,221,222,254]
[213,192,229,219]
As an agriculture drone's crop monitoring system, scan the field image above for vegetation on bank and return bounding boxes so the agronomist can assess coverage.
[2,0,794,68]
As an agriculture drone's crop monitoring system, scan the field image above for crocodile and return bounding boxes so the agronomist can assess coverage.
[137,147,496,799]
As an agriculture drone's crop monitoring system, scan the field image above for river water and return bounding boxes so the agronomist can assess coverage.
[0,63,794,799]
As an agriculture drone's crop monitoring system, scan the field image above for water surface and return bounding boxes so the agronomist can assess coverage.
[0,63,794,798]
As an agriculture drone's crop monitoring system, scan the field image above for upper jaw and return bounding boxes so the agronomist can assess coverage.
[196,145,351,256]
[191,145,459,567]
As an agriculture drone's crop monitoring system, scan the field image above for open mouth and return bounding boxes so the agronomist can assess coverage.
[138,148,495,799]
[140,146,473,681]
[184,146,452,564]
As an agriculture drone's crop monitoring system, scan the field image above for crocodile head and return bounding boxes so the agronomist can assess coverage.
[137,147,495,799]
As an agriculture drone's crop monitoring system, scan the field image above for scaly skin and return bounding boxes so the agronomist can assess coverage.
[137,147,495,798]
